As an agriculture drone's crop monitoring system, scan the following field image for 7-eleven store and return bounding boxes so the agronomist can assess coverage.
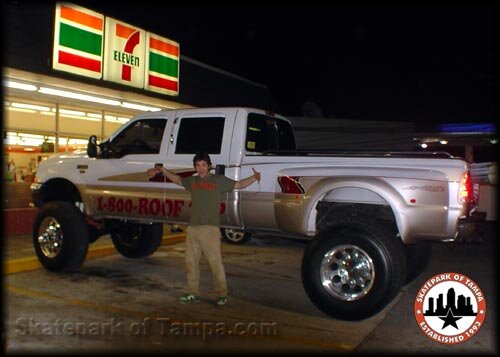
[4,2,272,191]
[4,2,272,235]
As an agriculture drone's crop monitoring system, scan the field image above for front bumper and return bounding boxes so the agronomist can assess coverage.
[454,210,487,243]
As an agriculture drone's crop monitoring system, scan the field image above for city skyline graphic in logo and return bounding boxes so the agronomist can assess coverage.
[414,272,486,344]
[423,286,476,330]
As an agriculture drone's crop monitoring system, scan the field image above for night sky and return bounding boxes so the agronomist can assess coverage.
[76,3,496,131]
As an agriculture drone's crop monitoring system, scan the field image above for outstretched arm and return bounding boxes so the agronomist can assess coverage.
[234,168,261,189]
[147,166,183,186]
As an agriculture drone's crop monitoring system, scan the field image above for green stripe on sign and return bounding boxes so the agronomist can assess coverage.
[149,52,178,77]
[59,23,102,56]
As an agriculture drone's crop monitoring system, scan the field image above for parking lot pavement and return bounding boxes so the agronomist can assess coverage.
[5,235,394,353]
[4,223,497,354]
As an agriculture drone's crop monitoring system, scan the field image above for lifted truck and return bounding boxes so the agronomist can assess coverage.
[31,107,483,320]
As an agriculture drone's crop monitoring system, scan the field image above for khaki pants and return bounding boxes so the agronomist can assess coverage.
[185,225,228,296]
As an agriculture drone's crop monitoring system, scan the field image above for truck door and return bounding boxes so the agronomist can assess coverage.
[83,113,181,222]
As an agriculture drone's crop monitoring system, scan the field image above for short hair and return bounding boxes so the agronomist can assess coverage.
[193,152,212,166]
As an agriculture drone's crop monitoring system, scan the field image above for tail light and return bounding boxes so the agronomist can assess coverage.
[458,171,473,204]
[278,176,304,194]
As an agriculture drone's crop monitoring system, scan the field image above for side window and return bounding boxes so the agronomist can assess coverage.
[246,114,295,152]
[175,117,225,154]
[276,120,296,151]
[246,115,274,152]
[109,119,167,156]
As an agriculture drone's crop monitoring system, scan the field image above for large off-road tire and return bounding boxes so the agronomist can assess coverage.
[301,219,407,321]
[220,228,252,245]
[33,201,89,272]
[404,241,432,284]
[111,222,163,258]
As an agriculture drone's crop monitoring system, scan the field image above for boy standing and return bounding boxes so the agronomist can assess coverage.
[147,152,260,306]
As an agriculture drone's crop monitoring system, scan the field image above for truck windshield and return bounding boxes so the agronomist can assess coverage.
[246,113,296,153]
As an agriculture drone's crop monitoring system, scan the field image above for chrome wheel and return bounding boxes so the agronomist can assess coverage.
[37,217,63,258]
[320,244,375,301]
[224,228,246,242]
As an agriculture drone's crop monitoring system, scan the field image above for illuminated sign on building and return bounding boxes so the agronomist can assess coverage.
[145,33,180,96]
[52,3,180,96]
[52,3,104,79]
[104,18,146,88]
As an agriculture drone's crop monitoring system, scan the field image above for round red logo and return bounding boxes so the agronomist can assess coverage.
[414,272,486,344]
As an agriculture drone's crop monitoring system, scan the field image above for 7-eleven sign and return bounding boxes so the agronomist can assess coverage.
[103,17,145,88]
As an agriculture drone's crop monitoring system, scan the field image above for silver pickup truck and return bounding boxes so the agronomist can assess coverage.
[31,107,483,320]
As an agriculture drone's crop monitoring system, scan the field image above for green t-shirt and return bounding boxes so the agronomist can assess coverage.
[181,173,236,227]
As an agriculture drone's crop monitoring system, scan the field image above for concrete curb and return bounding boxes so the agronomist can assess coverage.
[4,234,185,275]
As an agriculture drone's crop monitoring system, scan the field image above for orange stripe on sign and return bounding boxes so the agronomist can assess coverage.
[60,5,103,31]
[116,23,137,39]
[150,37,179,57]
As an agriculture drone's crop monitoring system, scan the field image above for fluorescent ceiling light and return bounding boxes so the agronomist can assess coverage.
[105,115,129,124]
[121,101,162,111]
[11,102,51,111]
[3,80,38,91]
[18,133,45,139]
[87,113,103,119]
[8,82,166,112]
[59,113,101,122]
[7,107,37,114]
[59,109,86,116]
[38,87,121,106]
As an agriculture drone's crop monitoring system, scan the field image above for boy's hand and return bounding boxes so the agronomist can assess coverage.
[147,167,160,178]
[252,168,261,183]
